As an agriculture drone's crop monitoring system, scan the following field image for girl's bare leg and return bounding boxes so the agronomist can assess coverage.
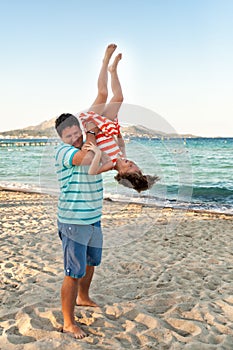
[103,53,123,121]
[89,44,117,115]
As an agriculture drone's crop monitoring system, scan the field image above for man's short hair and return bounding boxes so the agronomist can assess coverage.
[55,113,80,137]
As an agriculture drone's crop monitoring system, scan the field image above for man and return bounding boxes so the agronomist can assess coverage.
[55,43,118,339]
[55,113,102,339]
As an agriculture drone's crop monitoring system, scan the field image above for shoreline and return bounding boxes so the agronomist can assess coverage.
[1,185,232,218]
[1,189,233,349]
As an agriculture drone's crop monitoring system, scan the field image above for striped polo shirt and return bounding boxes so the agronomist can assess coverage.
[55,142,103,225]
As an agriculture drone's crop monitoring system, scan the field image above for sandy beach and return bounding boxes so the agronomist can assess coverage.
[1,189,233,349]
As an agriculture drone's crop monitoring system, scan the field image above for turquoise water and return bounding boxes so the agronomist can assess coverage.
[0,137,232,214]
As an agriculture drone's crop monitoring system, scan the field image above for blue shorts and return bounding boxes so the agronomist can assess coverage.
[58,221,103,279]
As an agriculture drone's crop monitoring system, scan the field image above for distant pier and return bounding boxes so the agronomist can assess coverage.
[0,139,60,147]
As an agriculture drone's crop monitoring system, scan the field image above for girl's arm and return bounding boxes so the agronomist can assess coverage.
[83,142,114,175]
[89,151,102,175]
[116,133,126,158]
[96,160,114,174]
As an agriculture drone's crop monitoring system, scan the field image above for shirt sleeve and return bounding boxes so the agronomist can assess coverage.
[56,144,79,168]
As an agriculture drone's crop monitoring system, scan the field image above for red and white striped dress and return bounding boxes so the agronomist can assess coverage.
[79,111,123,166]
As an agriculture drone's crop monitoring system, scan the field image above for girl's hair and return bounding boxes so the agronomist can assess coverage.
[114,172,160,193]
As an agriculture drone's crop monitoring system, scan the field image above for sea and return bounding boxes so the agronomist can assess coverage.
[0,137,232,215]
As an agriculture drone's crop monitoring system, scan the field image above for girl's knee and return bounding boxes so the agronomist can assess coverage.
[98,89,108,102]
[112,94,124,103]
[118,95,124,103]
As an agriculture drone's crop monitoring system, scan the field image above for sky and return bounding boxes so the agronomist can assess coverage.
[0,0,232,137]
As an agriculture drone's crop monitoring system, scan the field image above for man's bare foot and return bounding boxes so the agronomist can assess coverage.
[76,296,99,307]
[108,53,122,73]
[103,43,117,64]
[61,324,87,339]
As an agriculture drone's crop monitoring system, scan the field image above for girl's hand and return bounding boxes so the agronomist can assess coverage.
[83,142,101,155]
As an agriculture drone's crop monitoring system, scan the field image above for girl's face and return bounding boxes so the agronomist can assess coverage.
[118,158,141,175]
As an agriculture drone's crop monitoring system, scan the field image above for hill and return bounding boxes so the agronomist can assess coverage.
[0,118,57,138]
[0,117,196,139]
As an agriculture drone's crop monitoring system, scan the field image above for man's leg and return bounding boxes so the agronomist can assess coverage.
[103,53,124,120]
[61,276,87,338]
[76,225,102,307]
[89,43,117,115]
[76,265,98,307]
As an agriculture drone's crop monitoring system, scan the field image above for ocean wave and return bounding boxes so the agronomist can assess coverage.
[162,184,233,201]
[1,181,233,215]
[191,186,233,201]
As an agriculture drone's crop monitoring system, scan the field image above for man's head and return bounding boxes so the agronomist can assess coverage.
[55,113,83,148]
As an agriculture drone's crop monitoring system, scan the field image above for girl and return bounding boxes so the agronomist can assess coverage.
[80,44,159,192]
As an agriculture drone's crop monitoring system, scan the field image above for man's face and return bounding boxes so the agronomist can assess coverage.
[61,125,83,148]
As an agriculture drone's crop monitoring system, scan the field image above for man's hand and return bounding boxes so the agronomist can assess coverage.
[86,122,99,134]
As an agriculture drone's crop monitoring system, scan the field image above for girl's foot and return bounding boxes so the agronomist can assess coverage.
[103,44,117,64]
[108,53,122,73]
